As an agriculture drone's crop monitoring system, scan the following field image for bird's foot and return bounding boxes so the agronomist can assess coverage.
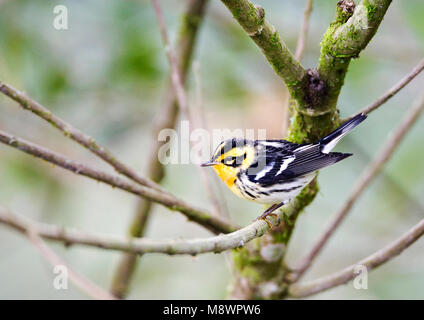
[254,202,287,228]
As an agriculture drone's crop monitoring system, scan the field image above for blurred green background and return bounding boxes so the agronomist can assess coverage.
[0,0,423,299]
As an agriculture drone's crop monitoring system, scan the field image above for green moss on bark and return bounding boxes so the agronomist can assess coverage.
[365,2,377,20]
[288,110,340,144]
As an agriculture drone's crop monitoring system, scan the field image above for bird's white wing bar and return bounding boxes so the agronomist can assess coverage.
[276,156,295,175]
[321,135,343,154]
[319,113,367,153]
[254,162,275,181]
[293,144,314,153]
[261,141,283,148]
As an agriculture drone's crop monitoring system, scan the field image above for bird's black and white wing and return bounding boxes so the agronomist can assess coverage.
[275,144,352,179]
[249,141,351,187]
[247,114,367,186]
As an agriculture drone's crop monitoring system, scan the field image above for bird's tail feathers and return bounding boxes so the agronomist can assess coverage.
[328,151,353,163]
[320,113,367,153]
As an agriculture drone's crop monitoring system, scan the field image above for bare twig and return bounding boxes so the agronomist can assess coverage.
[344,58,424,122]
[282,0,313,135]
[192,61,229,218]
[152,0,191,121]
[152,0,228,218]
[288,94,424,282]
[289,219,424,298]
[0,131,237,234]
[295,0,313,61]
[26,227,116,300]
[0,81,165,193]
[112,0,211,298]
[0,206,282,256]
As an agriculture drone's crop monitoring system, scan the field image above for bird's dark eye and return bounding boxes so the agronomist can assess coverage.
[223,153,246,167]
[222,156,236,166]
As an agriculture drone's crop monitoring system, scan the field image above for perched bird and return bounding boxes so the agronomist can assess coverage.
[201,113,367,224]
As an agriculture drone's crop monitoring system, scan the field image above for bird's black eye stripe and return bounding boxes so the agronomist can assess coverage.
[222,153,246,167]
[222,156,237,166]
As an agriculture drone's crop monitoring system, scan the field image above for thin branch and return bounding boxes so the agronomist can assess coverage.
[220,0,307,102]
[192,61,229,218]
[289,218,424,298]
[282,0,313,136]
[0,206,282,256]
[0,81,165,193]
[347,138,424,216]
[152,0,191,121]
[288,94,424,282]
[111,0,211,298]
[295,0,313,61]
[152,0,228,219]
[26,228,117,300]
[0,131,237,234]
[344,58,424,122]
[110,196,152,298]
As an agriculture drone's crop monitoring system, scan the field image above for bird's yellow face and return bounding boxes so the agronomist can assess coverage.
[201,140,256,191]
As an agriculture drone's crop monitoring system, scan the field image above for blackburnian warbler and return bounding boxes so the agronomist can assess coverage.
[201,113,367,225]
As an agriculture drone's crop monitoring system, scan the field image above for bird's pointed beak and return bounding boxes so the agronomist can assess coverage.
[200,160,219,167]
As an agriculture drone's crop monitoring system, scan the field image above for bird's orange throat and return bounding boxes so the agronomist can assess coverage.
[212,164,237,188]
[209,144,256,198]
[212,164,243,197]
